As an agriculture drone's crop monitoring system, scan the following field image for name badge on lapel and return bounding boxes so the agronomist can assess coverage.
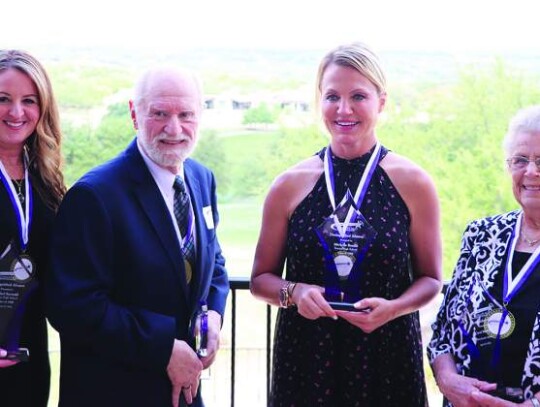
[203,206,214,229]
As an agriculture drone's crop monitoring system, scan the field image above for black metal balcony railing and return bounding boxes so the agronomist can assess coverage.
[226,277,448,407]
[45,278,444,406]
[229,276,271,407]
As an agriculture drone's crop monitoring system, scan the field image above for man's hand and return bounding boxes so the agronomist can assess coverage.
[167,339,203,407]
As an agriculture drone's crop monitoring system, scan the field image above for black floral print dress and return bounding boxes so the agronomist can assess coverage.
[270,146,428,407]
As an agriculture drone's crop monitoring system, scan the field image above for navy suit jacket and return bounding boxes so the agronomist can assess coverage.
[47,139,229,406]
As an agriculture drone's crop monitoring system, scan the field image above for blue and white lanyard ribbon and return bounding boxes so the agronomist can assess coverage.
[504,211,540,304]
[0,154,32,251]
[488,211,540,369]
[323,142,381,237]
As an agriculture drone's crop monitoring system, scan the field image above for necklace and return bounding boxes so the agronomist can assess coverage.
[521,232,540,247]
[11,179,25,205]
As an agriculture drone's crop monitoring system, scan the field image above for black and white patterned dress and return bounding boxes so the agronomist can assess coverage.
[270,146,427,407]
[428,210,540,407]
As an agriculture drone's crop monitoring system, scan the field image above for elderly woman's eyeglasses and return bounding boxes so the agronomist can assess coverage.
[507,156,540,171]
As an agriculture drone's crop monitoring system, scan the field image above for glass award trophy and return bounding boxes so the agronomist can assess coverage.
[194,301,208,358]
[0,241,36,362]
[315,192,377,312]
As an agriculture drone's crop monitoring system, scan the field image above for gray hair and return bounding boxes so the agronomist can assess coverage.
[503,105,540,155]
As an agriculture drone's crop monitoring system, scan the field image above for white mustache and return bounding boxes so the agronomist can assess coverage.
[155,134,190,143]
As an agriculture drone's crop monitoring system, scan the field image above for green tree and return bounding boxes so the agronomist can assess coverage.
[50,64,134,108]
[380,59,540,278]
[265,124,328,179]
[62,103,134,186]
[192,130,231,197]
[242,103,279,126]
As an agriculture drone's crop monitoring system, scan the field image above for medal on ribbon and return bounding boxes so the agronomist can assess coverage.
[315,143,381,311]
[458,212,539,392]
[0,155,36,361]
[484,308,515,339]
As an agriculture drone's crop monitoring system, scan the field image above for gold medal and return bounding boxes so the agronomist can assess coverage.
[184,259,192,284]
[484,308,515,339]
[10,255,34,282]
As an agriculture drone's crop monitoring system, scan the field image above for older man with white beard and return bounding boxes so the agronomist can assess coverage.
[47,67,229,407]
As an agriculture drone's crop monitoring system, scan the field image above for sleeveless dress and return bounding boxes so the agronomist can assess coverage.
[270,145,428,407]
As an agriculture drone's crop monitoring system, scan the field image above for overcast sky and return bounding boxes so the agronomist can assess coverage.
[4,0,539,54]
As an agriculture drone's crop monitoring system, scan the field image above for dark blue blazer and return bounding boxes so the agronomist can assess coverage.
[46,139,229,407]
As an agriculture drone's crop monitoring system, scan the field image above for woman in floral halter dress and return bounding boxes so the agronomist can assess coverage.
[251,42,442,406]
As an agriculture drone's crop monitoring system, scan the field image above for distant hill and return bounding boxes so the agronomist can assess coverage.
[32,45,540,92]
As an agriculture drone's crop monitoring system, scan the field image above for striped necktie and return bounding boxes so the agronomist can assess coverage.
[173,176,196,283]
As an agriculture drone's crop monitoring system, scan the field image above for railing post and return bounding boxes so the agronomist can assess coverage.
[267,304,271,400]
[231,286,236,407]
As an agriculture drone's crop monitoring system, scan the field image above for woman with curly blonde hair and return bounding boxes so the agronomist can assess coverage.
[0,49,66,406]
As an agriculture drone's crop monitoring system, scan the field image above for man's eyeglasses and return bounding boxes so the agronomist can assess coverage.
[507,156,540,171]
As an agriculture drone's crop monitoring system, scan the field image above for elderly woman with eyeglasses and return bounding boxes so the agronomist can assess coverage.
[428,105,540,407]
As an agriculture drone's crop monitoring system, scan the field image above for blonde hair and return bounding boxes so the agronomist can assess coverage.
[315,42,387,110]
[0,50,66,211]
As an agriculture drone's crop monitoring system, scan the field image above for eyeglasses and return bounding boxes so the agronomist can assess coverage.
[507,156,540,171]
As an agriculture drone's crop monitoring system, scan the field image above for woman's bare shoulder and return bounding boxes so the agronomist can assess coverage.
[380,151,438,208]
